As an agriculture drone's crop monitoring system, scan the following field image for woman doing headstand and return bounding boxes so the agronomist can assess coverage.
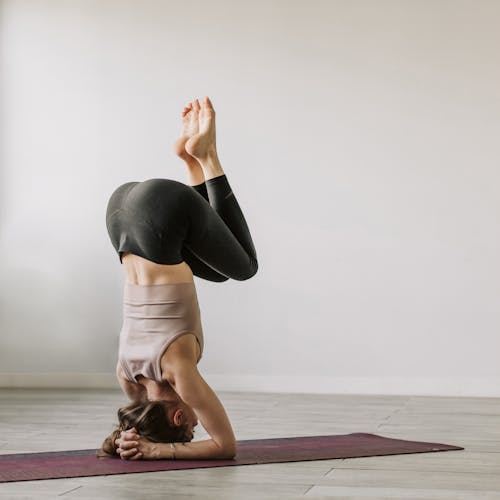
[99,96,258,460]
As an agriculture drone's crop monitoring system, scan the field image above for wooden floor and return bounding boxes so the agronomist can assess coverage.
[0,389,499,499]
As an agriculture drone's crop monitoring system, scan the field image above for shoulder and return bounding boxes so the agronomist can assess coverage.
[160,334,200,384]
[161,355,197,386]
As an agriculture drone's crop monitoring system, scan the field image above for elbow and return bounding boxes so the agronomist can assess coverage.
[215,439,237,459]
[220,444,237,459]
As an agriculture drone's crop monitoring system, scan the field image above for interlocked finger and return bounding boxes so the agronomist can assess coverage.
[115,435,141,460]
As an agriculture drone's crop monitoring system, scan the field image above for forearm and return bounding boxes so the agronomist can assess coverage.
[156,438,236,460]
[169,365,237,454]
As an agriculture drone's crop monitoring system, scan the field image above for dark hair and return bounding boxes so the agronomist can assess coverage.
[97,400,191,458]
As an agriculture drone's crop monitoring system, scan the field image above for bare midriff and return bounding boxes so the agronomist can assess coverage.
[121,252,195,285]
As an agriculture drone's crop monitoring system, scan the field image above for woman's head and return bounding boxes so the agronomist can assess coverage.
[97,399,198,458]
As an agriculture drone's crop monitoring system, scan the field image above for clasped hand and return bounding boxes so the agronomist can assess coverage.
[114,427,158,460]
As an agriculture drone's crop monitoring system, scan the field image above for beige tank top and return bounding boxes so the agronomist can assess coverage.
[118,281,204,383]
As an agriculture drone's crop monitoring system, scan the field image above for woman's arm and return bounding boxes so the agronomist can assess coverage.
[164,362,237,459]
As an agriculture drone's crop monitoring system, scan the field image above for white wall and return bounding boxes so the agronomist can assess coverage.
[1,0,499,397]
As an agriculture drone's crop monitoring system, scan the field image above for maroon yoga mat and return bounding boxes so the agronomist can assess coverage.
[0,432,463,483]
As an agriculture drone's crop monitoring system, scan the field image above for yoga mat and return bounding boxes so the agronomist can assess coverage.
[0,432,463,483]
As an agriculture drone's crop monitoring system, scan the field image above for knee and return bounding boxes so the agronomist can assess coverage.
[236,260,258,281]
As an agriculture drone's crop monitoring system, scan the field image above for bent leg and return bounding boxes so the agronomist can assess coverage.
[184,174,258,281]
[190,181,209,202]
[181,182,230,282]
[181,245,229,282]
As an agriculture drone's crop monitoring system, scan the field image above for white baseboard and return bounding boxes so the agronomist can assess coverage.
[203,374,500,398]
[0,372,498,397]
[0,372,119,389]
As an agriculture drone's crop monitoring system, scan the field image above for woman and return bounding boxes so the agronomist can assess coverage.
[98,96,258,460]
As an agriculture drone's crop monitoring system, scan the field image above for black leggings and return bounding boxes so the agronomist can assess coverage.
[105,174,258,282]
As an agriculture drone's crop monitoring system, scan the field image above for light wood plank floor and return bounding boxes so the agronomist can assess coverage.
[0,389,499,499]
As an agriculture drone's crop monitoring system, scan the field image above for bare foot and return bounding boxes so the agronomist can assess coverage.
[185,97,217,161]
[172,100,200,162]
